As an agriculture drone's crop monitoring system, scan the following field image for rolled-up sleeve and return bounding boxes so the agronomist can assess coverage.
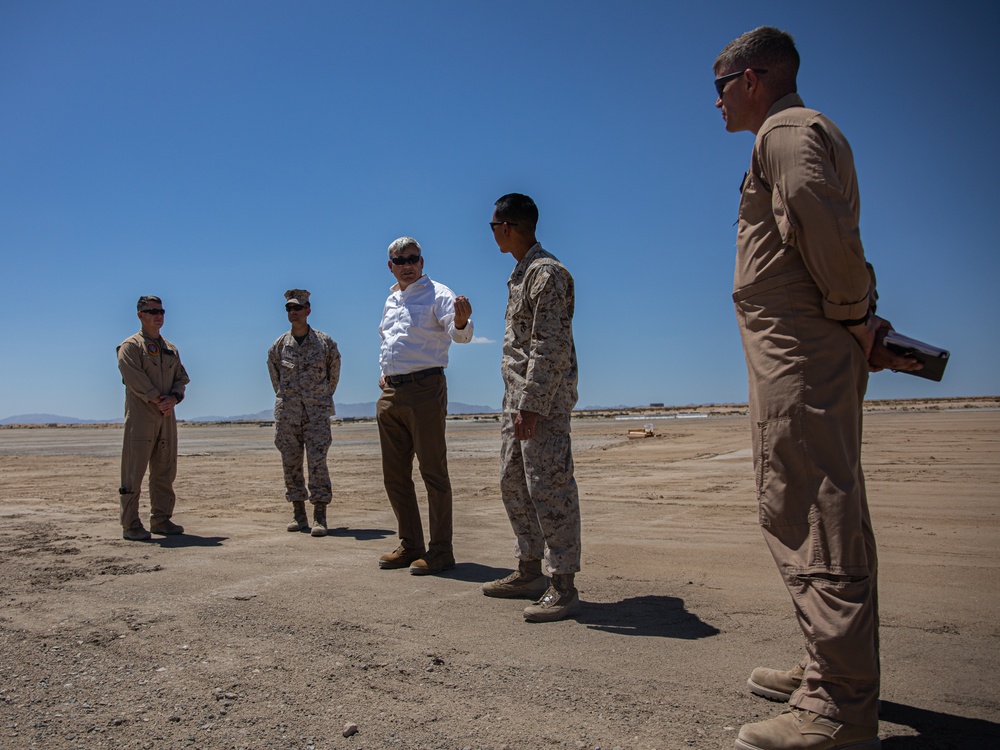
[760,122,872,321]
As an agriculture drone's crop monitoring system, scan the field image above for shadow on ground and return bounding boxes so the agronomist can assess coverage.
[444,562,510,584]
[153,534,227,548]
[880,700,999,749]
[425,567,720,640]
[327,526,395,541]
[577,595,720,639]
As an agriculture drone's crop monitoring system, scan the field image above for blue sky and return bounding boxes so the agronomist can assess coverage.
[2,1,997,420]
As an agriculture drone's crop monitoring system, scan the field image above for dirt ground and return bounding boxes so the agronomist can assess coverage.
[1,405,998,750]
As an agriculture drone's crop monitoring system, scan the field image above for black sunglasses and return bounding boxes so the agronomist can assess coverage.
[285,304,306,312]
[714,68,767,98]
[489,221,518,229]
[141,308,166,315]
[390,254,422,266]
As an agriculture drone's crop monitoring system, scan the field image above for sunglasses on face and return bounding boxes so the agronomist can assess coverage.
[714,68,768,98]
[390,254,422,266]
[141,308,166,315]
[285,305,306,312]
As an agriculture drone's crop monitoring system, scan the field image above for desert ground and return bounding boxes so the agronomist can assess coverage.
[1,399,998,750]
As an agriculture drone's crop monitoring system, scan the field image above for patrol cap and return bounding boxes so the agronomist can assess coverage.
[284,289,311,307]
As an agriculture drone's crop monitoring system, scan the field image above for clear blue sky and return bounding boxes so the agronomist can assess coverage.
[2,1,997,420]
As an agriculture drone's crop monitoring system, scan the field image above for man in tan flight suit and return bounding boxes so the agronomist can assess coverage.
[714,27,920,750]
[117,295,190,541]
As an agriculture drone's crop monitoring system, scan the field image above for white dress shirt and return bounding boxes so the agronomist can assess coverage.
[379,274,473,376]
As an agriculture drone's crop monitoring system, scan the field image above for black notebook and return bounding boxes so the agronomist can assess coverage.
[883,331,950,382]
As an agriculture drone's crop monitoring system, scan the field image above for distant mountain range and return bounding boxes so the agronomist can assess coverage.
[0,401,499,426]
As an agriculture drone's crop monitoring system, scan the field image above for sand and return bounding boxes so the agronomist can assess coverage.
[1,404,998,749]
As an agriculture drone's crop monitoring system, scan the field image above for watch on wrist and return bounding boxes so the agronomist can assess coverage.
[841,308,872,327]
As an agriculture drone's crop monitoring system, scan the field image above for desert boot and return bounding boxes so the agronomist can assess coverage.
[735,708,880,750]
[287,501,309,532]
[150,519,184,535]
[523,573,581,623]
[748,662,806,702]
[482,559,548,599]
[122,524,152,542]
[310,503,328,537]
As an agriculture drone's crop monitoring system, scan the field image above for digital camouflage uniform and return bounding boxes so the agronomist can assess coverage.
[500,243,581,574]
[267,328,341,505]
[117,331,190,531]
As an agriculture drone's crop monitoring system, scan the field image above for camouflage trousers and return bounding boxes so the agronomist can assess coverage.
[274,408,332,504]
[499,411,581,574]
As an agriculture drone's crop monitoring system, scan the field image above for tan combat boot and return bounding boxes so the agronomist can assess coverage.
[748,662,806,702]
[523,573,581,622]
[735,707,879,750]
[122,524,152,541]
[150,519,184,535]
[482,559,548,599]
[287,501,309,532]
[310,503,328,537]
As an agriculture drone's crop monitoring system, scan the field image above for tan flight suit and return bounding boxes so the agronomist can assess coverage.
[500,243,581,575]
[117,331,190,532]
[734,93,879,726]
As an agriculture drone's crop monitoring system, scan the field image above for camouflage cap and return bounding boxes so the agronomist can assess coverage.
[284,289,311,307]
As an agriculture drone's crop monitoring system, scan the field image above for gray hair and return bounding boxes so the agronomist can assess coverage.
[387,236,421,258]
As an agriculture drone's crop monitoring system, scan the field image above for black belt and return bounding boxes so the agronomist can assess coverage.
[386,367,443,386]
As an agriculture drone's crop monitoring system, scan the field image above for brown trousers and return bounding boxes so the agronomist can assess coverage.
[376,373,453,553]
[736,274,879,726]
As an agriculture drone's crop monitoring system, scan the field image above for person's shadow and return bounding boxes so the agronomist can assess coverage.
[448,562,518,584]
[880,701,1000,749]
[152,533,227,548]
[576,595,720,639]
[446,564,719,639]
[326,526,395,541]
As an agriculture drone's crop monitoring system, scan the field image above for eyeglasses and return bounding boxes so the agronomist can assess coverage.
[714,68,767,98]
[390,254,422,266]
[285,304,305,312]
[140,308,166,315]
[489,221,518,229]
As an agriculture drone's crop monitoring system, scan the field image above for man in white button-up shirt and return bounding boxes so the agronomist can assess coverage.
[376,236,473,576]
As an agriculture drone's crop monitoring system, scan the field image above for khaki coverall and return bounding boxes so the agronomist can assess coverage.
[117,331,190,532]
[734,93,879,726]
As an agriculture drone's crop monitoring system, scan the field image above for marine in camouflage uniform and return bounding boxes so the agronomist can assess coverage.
[485,193,582,623]
[267,289,342,536]
[117,295,190,541]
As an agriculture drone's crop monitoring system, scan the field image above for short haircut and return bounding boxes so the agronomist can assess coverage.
[387,236,421,258]
[494,193,538,231]
[714,26,799,94]
[136,295,162,311]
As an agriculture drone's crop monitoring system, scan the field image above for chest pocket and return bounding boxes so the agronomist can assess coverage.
[405,302,439,332]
